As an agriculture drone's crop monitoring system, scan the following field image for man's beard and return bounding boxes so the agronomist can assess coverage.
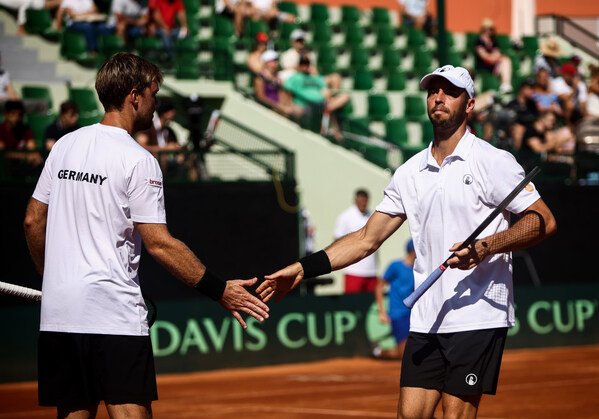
[429,101,467,130]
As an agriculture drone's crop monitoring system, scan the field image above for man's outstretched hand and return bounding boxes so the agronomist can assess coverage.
[256,262,304,303]
[219,278,270,328]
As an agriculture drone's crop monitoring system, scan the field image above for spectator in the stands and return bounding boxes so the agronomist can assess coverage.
[0,52,20,113]
[532,68,563,118]
[551,63,587,128]
[520,111,574,156]
[44,101,80,151]
[0,100,43,176]
[284,55,349,141]
[253,50,297,117]
[533,38,562,78]
[0,51,49,114]
[147,0,188,58]
[215,0,253,37]
[249,0,297,29]
[108,0,149,43]
[279,29,341,93]
[505,78,539,150]
[0,0,61,35]
[55,0,113,54]
[136,97,184,176]
[398,0,434,35]
[575,64,599,141]
[474,18,513,94]
[247,31,270,74]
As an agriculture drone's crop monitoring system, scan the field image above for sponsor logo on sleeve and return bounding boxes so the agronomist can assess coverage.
[525,183,534,192]
[148,178,163,188]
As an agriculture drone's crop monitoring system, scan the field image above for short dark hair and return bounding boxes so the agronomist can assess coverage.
[355,189,369,199]
[60,100,79,115]
[4,100,24,113]
[95,52,162,112]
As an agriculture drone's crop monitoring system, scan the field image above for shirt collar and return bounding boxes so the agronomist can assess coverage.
[418,129,475,171]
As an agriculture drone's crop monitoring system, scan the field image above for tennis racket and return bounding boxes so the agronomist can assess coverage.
[403,166,541,309]
[0,281,157,326]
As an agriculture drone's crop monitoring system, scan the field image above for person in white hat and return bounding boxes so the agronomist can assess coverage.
[253,49,297,116]
[279,29,341,92]
[257,64,557,418]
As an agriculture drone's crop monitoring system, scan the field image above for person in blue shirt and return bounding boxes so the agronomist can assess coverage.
[372,238,415,360]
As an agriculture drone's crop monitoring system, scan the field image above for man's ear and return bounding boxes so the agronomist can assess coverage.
[130,89,139,105]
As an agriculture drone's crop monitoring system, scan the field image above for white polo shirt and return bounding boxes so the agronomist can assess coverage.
[376,131,540,333]
[334,205,378,277]
[32,123,166,336]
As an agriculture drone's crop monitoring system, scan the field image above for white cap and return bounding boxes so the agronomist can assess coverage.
[290,29,306,41]
[420,65,475,98]
[261,50,279,63]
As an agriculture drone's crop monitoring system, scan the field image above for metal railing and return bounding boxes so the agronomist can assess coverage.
[536,15,599,60]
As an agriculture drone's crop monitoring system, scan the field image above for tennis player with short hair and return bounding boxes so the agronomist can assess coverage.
[24,52,269,419]
[257,65,557,418]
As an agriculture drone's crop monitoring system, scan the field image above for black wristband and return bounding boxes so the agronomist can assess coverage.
[298,250,332,279]
[194,270,227,301]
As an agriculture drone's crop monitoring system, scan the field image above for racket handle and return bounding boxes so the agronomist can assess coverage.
[403,265,446,309]
[0,281,42,301]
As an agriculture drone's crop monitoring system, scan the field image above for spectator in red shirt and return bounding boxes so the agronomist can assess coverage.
[0,100,43,177]
[148,0,188,58]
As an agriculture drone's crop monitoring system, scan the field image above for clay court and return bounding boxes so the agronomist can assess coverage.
[1,344,598,418]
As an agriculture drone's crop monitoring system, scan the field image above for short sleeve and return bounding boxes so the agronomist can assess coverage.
[376,174,406,216]
[489,152,540,215]
[128,157,167,223]
[32,151,54,204]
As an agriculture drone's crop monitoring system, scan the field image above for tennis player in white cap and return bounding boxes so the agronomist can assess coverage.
[258,65,557,418]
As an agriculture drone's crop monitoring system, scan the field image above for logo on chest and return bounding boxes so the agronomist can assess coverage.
[463,174,473,185]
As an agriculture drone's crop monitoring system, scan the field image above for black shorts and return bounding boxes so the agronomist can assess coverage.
[38,332,158,406]
[400,328,508,396]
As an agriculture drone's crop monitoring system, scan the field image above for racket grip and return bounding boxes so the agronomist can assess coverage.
[403,266,445,309]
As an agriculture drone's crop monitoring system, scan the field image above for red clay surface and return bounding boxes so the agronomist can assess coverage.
[1,345,598,418]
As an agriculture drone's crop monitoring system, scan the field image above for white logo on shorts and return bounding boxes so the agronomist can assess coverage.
[465,373,478,386]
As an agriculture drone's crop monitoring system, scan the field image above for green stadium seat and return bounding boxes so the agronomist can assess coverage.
[135,36,166,64]
[27,113,56,149]
[311,22,333,46]
[68,87,100,115]
[176,62,200,79]
[98,34,126,61]
[279,1,298,15]
[386,70,406,91]
[404,94,427,121]
[212,43,235,81]
[353,70,374,90]
[213,15,235,40]
[406,28,427,50]
[60,30,92,62]
[175,37,200,61]
[421,119,434,143]
[495,34,512,53]
[316,45,338,74]
[480,72,500,92]
[310,3,329,23]
[371,7,391,26]
[341,5,361,25]
[384,117,407,146]
[350,46,370,70]
[446,48,462,68]
[24,8,58,38]
[280,22,299,42]
[521,35,539,58]
[368,93,390,121]
[381,47,402,72]
[413,47,433,76]
[344,24,365,47]
[345,116,370,136]
[465,32,479,51]
[375,24,396,48]
[21,85,53,112]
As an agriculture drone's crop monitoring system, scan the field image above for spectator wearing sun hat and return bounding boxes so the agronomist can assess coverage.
[534,38,563,78]
[474,18,513,94]
[247,31,271,74]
